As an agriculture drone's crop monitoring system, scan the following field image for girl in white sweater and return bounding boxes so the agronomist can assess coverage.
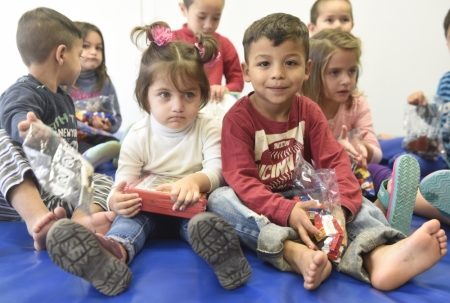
[46,21,251,296]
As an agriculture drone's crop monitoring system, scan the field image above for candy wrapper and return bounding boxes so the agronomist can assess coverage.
[292,154,345,262]
[74,95,117,139]
[348,128,375,197]
[402,96,446,160]
[22,122,95,214]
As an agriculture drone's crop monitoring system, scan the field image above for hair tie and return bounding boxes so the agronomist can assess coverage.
[195,42,221,67]
[150,25,172,46]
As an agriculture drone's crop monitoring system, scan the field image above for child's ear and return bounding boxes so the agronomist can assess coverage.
[179,2,188,17]
[55,45,67,65]
[304,59,312,81]
[241,61,251,83]
[307,23,316,35]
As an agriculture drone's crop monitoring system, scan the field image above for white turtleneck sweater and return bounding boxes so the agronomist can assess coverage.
[107,113,224,208]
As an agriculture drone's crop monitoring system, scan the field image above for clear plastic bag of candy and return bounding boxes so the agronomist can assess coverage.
[402,96,446,160]
[22,122,94,213]
[74,94,117,124]
[292,154,345,261]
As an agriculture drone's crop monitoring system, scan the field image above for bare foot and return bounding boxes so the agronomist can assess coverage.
[365,219,447,290]
[32,206,67,250]
[284,240,332,290]
[73,211,116,235]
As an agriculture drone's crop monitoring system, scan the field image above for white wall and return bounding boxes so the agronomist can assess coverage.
[1,0,449,136]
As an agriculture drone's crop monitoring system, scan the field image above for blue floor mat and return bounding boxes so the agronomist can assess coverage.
[0,215,449,303]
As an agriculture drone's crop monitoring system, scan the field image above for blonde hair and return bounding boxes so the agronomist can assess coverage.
[130,21,219,114]
[302,28,361,109]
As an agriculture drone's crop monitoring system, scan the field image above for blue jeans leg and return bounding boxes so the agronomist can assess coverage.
[106,212,190,264]
[208,186,301,271]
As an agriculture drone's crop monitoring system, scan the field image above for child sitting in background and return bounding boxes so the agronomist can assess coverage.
[308,0,354,35]
[0,7,115,250]
[46,21,251,296]
[302,28,450,232]
[66,22,121,169]
[207,12,447,291]
[377,9,450,177]
[174,0,243,101]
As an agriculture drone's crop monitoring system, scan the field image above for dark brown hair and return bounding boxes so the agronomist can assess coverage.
[16,7,82,67]
[130,21,219,114]
[242,13,309,63]
[73,22,109,92]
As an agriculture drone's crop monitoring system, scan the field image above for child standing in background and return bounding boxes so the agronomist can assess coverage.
[302,28,450,232]
[308,0,353,35]
[66,22,122,169]
[46,22,251,296]
[174,0,244,101]
[208,12,447,291]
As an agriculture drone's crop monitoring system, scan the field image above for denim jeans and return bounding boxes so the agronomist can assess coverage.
[106,212,190,264]
[208,186,406,284]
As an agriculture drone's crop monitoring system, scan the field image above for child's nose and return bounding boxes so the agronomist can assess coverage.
[271,65,285,79]
[171,97,184,111]
[341,73,351,84]
[204,19,213,30]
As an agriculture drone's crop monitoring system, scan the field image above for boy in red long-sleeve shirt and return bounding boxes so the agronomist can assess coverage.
[205,12,447,291]
[174,0,243,101]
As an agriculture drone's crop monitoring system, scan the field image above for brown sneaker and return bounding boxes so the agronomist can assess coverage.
[188,212,252,290]
[46,219,132,296]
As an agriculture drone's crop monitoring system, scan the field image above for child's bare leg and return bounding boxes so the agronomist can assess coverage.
[413,190,450,225]
[8,175,66,250]
[363,219,447,291]
[283,240,332,290]
[71,203,116,235]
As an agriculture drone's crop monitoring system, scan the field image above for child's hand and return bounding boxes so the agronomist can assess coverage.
[18,112,42,140]
[154,176,203,211]
[338,126,368,168]
[288,201,323,250]
[109,180,142,218]
[91,115,112,131]
[407,91,427,106]
[210,85,229,102]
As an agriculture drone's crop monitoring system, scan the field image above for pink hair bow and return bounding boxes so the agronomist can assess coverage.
[195,42,221,67]
[151,25,172,46]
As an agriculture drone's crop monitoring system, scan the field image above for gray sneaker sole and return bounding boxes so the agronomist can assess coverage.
[188,212,252,290]
[46,219,132,296]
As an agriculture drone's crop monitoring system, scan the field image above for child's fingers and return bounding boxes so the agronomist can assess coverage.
[297,225,319,250]
[120,203,142,218]
[299,200,321,211]
[154,184,171,192]
[26,111,39,123]
[179,191,199,211]
[115,180,128,193]
[115,198,141,216]
[339,125,349,140]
